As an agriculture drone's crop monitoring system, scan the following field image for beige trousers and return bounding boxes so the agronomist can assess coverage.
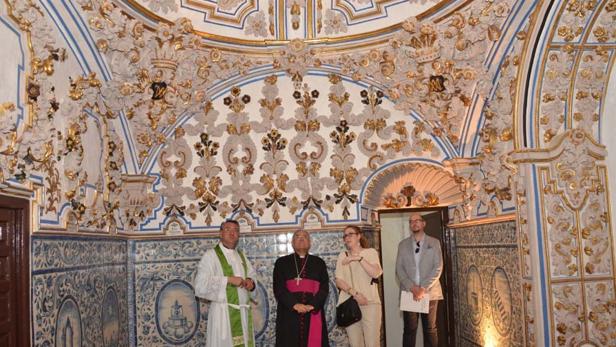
[345,303,382,347]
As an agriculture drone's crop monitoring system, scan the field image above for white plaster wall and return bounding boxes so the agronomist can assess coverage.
[601,61,616,266]
[0,2,23,111]
[380,212,408,347]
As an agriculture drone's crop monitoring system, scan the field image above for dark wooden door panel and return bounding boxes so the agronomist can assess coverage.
[0,208,15,346]
[0,196,29,347]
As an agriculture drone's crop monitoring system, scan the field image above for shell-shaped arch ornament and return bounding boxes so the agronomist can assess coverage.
[362,162,462,209]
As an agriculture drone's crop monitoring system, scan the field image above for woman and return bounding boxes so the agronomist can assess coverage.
[335,225,383,347]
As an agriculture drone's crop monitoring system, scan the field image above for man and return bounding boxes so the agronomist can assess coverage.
[194,220,257,347]
[273,230,330,347]
[396,213,443,347]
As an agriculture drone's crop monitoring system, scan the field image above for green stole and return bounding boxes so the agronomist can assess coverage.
[214,244,255,347]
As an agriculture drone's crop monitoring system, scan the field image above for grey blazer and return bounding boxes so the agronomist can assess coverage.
[395,235,444,300]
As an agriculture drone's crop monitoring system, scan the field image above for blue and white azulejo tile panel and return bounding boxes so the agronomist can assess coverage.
[130,229,354,346]
[31,235,129,346]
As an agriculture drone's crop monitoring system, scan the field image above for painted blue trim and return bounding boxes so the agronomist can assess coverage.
[118,111,140,173]
[470,40,517,156]
[61,0,112,81]
[28,174,44,185]
[0,15,26,128]
[483,0,526,68]
[335,0,378,14]
[528,1,562,148]
[40,202,70,224]
[179,0,259,30]
[284,0,288,37]
[468,2,537,156]
[304,3,307,39]
[139,200,362,232]
[532,167,550,346]
[119,0,160,27]
[458,94,479,155]
[274,0,280,40]
[40,1,90,72]
[335,0,420,26]
[597,50,615,143]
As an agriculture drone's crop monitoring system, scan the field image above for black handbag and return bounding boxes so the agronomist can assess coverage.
[336,252,362,327]
[336,296,362,327]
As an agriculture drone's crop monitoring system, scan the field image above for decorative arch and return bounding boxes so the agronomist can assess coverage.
[361,160,461,209]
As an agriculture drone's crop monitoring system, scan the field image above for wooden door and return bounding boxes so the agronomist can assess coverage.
[0,196,30,346]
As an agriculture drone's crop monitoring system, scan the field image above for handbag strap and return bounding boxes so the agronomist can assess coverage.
[345,251,356,289]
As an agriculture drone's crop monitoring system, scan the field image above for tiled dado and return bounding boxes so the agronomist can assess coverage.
[451,221,524,347]
[129,229,378,346]
[30,229,379,346]
[31,235,129,346]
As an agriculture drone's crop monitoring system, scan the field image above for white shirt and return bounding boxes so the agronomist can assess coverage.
[413,240,421,286]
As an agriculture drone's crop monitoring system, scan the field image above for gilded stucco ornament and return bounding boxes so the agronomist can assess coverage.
[287,0,306,30]
[158,128,193,217]
[260,129,289,223]
[0,103,18,183]
[287,82,331,210]
[2,0,520,229]
[323,10,348,35]
[514,126,615,346]
[382,183,439,208]
[244,12,269,38]
[553,284,584,346]
[118,175,158,232]
[546,130,603,210]
[219,86,263,214]
[84,2,258,166]
[327,120,359,219]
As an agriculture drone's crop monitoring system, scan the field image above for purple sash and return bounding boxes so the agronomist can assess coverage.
[286,279,323,347]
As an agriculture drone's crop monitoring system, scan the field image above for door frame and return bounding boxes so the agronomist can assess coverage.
[0,195,31,345]
[377,206,455,347]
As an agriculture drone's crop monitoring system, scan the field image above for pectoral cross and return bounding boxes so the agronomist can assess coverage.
[295,276,302,285]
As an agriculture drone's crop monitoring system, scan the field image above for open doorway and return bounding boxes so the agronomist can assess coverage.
[0,195,30,345]
[378,207,454,347]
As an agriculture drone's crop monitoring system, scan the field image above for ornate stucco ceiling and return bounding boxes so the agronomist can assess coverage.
[120,0,451,46]
[0,0,527,231]
[4,0,614,233]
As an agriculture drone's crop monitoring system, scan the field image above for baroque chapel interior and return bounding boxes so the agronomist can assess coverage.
[0,0,615,346]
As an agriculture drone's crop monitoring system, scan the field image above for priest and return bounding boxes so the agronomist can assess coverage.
[194,220,257,347]
[273,229,330,347]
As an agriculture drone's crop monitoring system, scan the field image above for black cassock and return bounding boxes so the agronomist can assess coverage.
[273,253,330,347]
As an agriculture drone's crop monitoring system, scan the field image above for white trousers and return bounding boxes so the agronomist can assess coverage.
[345,303,382,347]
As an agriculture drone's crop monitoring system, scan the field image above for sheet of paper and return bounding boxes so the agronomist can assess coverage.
[399,290,430,313]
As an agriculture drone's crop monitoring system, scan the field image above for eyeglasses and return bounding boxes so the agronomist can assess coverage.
[343,232,359,239]
[415,241,420,253]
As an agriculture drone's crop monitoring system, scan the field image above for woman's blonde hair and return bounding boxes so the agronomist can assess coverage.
[344,225,369,248]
